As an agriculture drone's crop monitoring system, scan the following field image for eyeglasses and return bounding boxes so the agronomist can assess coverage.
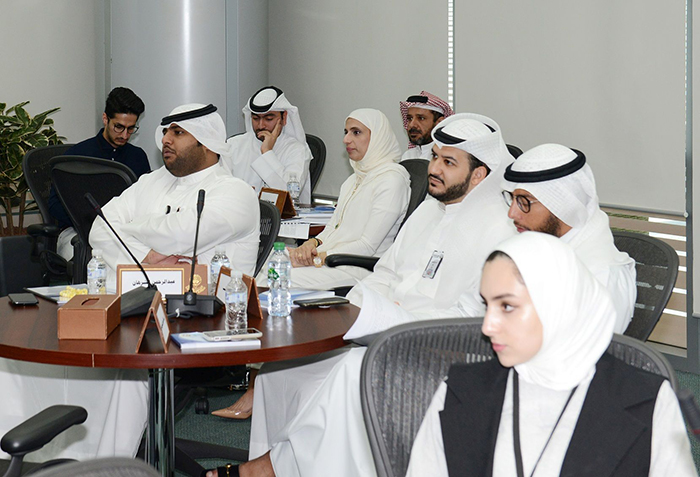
[502,190,540,213]
[110,121,139,134]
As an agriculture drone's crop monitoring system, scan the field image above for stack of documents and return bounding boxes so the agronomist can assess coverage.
[171,332,262,353]
[279,206,335,239]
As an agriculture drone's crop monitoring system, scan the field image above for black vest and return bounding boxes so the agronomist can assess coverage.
[440,353,664,477]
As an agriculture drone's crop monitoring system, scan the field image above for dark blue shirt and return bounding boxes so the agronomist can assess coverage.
[48,129,151,228]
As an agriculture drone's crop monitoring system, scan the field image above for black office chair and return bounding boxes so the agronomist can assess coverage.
[613,231,680,341]
[361,318,678,477]
[22,144,75,284]
[0,405,87,477]
[255,200,281,276]
[50,156,137,284]
[27,457,159,477]
[325,159,429,275]
[507,144,524,158]
[306,134,326,195]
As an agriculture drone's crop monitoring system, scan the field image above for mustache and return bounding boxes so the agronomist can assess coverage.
[428,174,444,185]
[408,128,422,135]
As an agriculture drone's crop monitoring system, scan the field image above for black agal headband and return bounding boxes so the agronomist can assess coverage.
[504,148,586,183]
[161,104,217,126]
[433,122,496,145]
[249,86,284,113]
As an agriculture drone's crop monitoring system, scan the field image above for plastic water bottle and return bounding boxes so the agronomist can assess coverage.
[287,173,301,207]
[209,247,231,295]
[267,242,292,318]
[224,271,248,332]
[87,249,106,294]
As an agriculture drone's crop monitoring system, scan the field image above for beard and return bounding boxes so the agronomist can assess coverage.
[408,128,432,146]
[428,170,472,203]
[163,144,205,177]
[535,212,565,237]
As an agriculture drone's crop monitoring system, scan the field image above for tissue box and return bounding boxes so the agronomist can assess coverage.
[58,295,121,340]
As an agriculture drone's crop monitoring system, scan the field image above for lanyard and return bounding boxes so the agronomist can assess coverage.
[512,371,577,477]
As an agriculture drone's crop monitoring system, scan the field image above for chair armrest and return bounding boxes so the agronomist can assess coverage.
[0,405,87,456]
[325,254,379,271]
[26,224,62,239]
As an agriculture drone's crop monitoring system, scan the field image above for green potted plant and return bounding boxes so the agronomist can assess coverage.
[0,101,64,236]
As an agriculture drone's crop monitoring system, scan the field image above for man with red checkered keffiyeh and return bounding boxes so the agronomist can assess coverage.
[399,90,454,161]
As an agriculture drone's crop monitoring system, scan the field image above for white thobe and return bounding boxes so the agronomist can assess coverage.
[222,132,312,204]
[562,210,637,334]
[400,141,434,161]
[251,194,516,476]
[0,361,148,462]
[287,168,409,290]
[90,163,260,288]
[407,373,697,477]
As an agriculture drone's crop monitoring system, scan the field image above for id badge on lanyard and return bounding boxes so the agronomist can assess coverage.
[422,250,444,279]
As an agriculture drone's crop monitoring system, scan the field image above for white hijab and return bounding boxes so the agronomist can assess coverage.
[494,232,616,391]
[155,103,231,157]
[345,109,407,181]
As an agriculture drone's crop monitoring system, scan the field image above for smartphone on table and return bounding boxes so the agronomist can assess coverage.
[202,328,263,342]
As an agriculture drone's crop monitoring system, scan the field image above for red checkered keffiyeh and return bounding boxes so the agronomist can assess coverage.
[399,91,454,148]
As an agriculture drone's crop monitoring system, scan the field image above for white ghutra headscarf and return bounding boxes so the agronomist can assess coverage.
[494,232,616,391]
[155,103,231,157]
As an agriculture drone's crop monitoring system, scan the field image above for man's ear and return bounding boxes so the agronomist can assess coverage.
[471,166,488,186]
[102,112,109,127]
[281,111,288,127]
[434,115,445,126]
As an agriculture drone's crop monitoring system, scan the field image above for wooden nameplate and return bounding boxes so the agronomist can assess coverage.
[259,187,296,219]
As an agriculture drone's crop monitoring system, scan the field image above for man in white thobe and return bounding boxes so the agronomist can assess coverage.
[219,114,516,477]
[399,91,453,161]
[221,86,313,203]
[501,143,636,333]
[0,104,260,464]
[90,103,260,289]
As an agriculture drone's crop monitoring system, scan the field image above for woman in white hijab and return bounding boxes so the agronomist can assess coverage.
[406,232,695,477]
[215,109,410,420]
[284,108,410,289]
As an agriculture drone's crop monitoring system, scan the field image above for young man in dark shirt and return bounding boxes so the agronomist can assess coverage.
[49,87,151,258]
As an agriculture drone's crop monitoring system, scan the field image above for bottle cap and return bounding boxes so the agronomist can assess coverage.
[231,270,243,279]
[92,249,102,257]
[273,242,286,251]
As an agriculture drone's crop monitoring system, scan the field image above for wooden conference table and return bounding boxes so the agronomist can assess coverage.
[0,296,358,476]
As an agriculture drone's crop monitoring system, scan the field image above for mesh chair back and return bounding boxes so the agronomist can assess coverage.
[613,231,679,341]
[256,200,281,276]
[398,159,429,231]
[50,156,137,283]
[361,318,493,477]
[361,318,677,477]
[22,144,74,223]
[306,134,326,194]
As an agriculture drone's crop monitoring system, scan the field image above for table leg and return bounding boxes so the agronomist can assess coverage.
[147,368,175,476]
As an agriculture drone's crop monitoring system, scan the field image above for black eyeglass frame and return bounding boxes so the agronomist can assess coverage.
[502,190,540,213]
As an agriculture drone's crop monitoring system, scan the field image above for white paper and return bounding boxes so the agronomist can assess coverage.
[343,282,416,340]
[279,221,311,239]
[260,191,279,204]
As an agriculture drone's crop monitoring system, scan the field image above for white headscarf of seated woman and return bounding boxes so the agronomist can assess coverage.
[495,231,616,391]
[345,108,409,182]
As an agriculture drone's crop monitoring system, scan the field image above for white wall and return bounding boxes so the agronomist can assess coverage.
[268,0,448,196]
[1,0,107,143]
[226,0,270,135]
